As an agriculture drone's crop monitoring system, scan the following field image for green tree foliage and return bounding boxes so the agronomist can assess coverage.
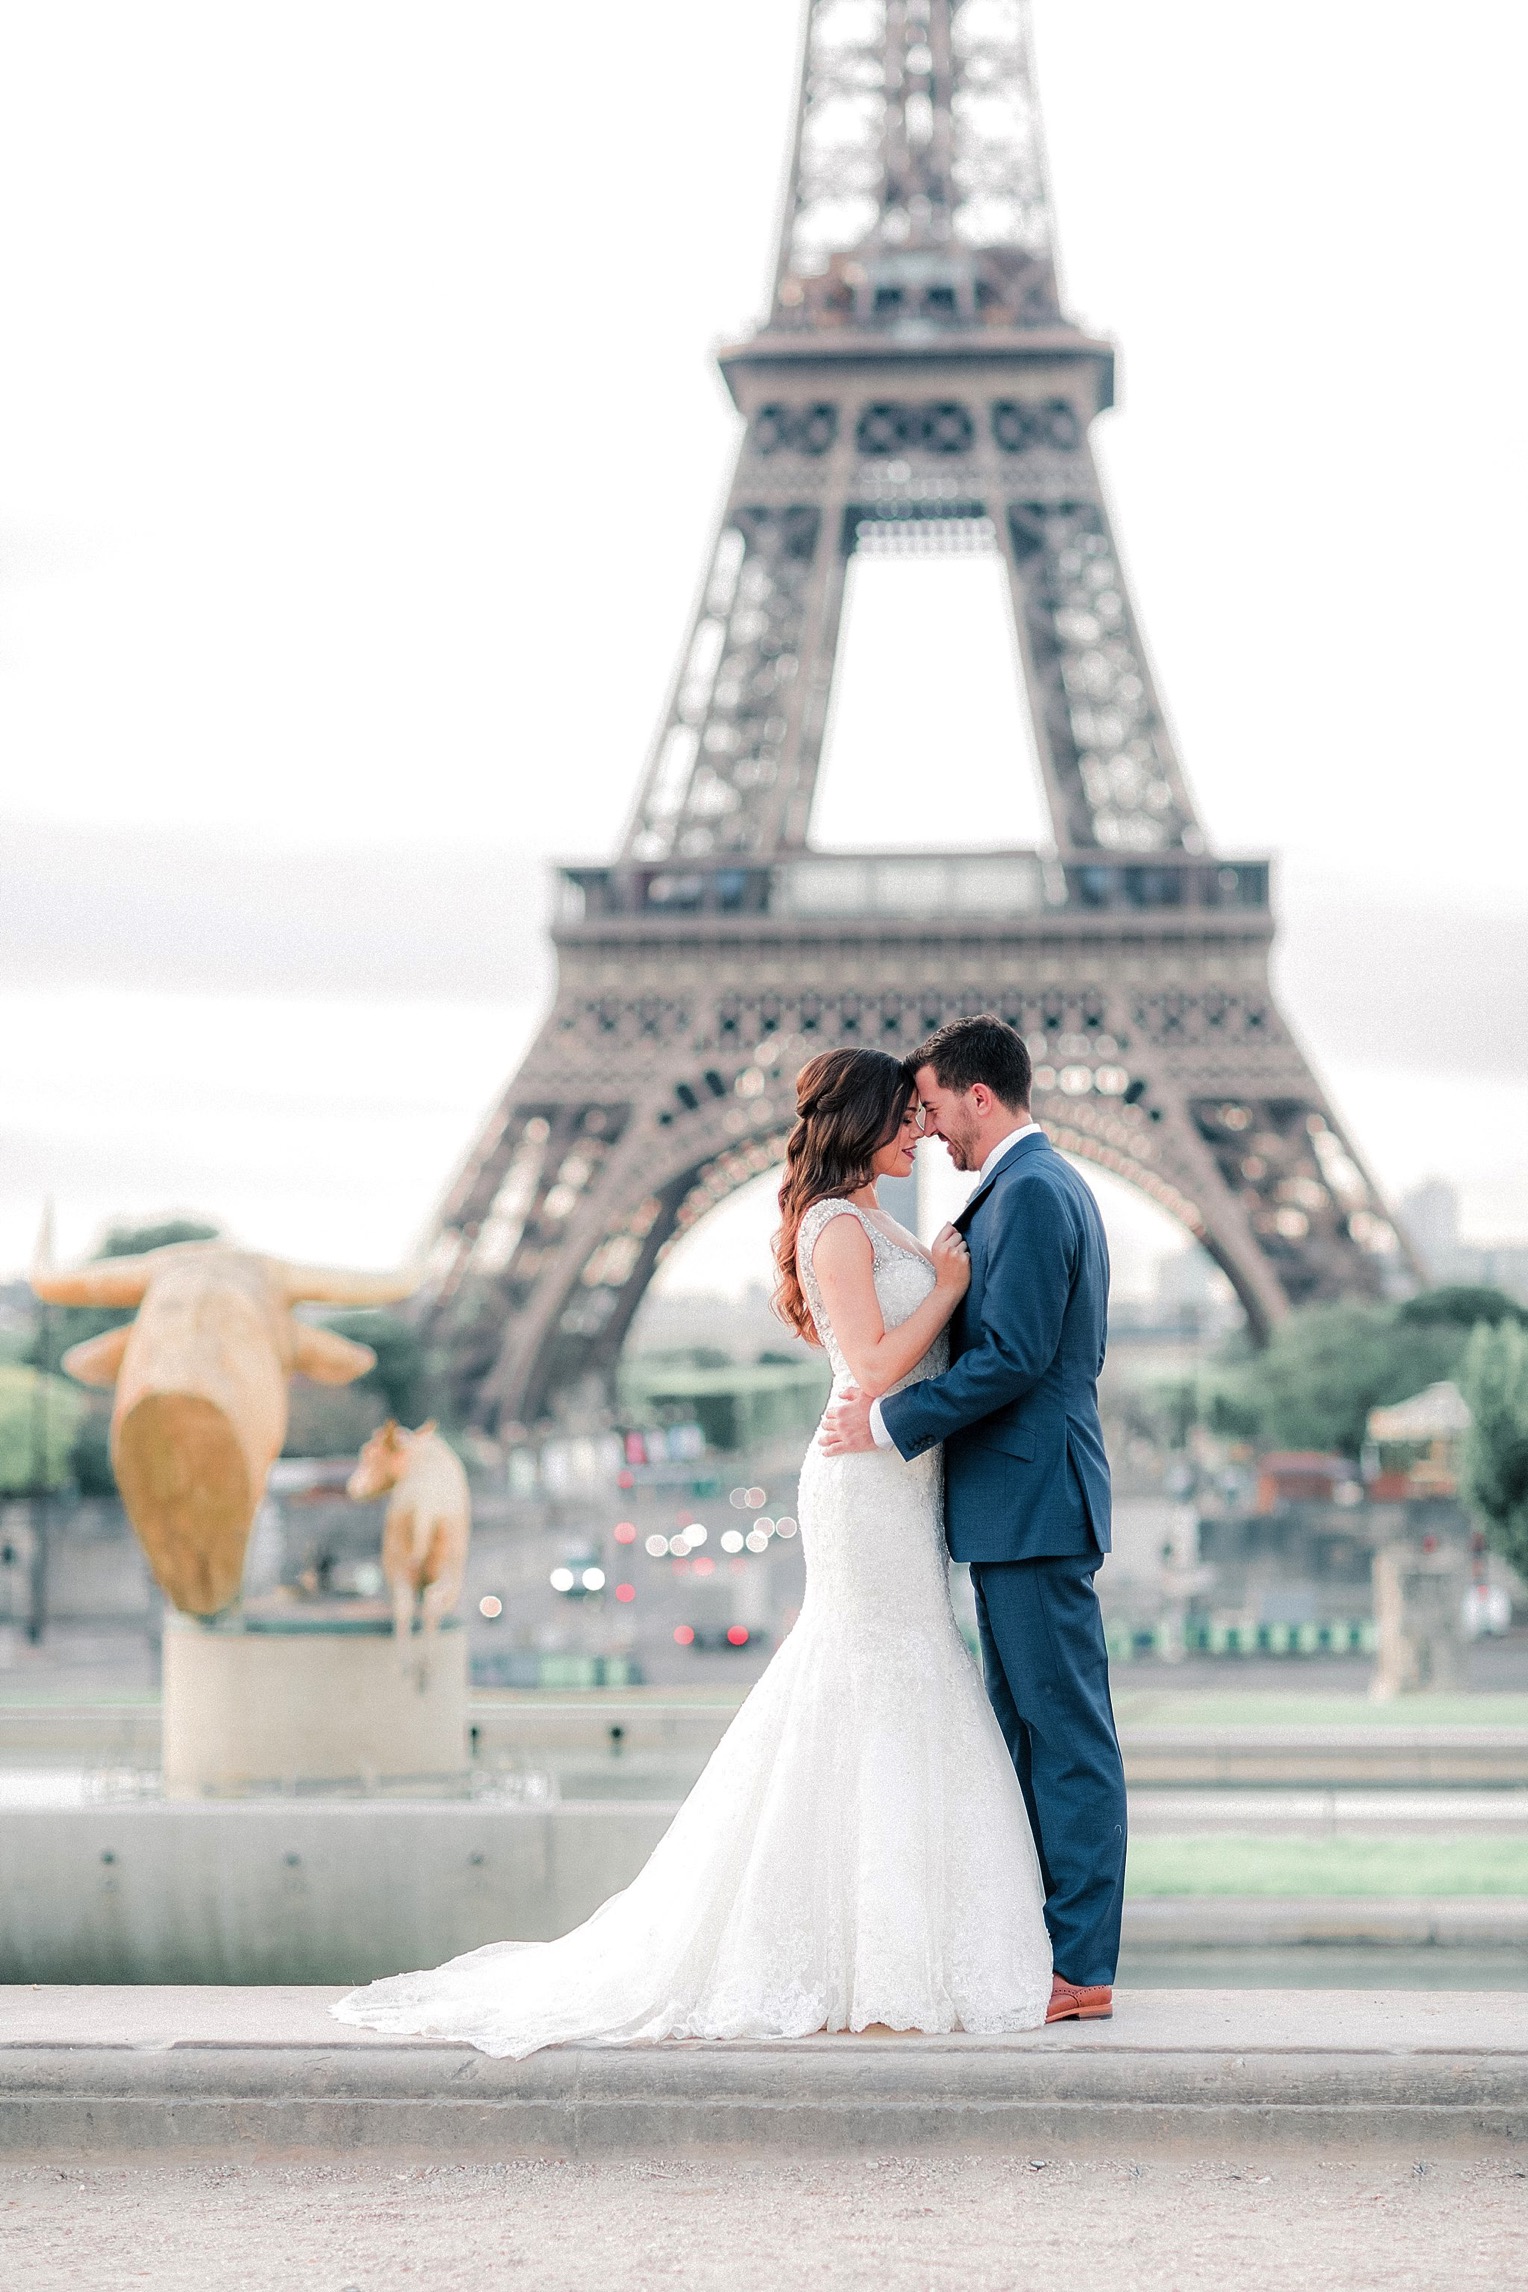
[1398,1285,1525,1332]
[0,1366,82,1494]
[69,1404,118,1497]
[1120,1374,1206,1453]
[1460,1319,1528,1578]
[280,1311,430,1458]
[282,1380,387,1459]
[98,1218,222,1261]
[1211,1300,1469,1458]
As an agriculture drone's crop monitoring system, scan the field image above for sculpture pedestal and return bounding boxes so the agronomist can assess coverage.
[162,1606,469,1797]
[1369,1543,1469,1699]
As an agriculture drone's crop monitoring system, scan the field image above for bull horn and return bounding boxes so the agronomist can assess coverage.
[279,1261,423,1307]
[61,1324,133,1388]
[31,1205,157,1307]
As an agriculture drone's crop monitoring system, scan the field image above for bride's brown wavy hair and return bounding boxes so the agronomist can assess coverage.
[773,1046,914,1343]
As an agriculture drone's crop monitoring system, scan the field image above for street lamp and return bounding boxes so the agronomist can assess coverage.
[27,1294,52,1645]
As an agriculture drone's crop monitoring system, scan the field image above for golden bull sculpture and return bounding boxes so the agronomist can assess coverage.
[33,1238,418,1616]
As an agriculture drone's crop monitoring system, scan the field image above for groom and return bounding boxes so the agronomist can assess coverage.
[820,1014,1128,2022]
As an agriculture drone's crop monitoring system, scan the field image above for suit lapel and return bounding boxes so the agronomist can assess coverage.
[953,1130,1051,1234]
[953,1178,998,1235]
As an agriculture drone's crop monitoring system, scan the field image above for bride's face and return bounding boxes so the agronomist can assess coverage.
[870,1094,921,1182]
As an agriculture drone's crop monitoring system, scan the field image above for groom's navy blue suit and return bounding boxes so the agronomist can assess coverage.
[879,1130,1128,1986]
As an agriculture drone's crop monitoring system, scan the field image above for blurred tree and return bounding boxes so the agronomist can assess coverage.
[316,1311,426,1424]
[1203,1378,1262,1443]
[0,1366,82,1493]
[69,1402,118,1496]
[1120,1374,1204,1453]
[97,1218,222,1260]
[1398,1285,1525,1332]
[1460,1319,1528,1578]
[1209,1300,1468,1458]
[282,1380,387,1459]
[280,1310,427,1457]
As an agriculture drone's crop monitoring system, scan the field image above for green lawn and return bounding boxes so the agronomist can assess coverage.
[1126,1834,1528,1897]
[1112,1692,1528,1730]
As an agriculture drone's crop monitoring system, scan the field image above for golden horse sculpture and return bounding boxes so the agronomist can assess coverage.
[33,1237,418,1616]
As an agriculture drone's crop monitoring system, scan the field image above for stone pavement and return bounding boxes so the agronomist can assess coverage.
[2,2153,1525,2291]
[3,1987,1526,2158]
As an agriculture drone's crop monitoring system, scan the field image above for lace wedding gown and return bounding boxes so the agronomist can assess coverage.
[332,1198,1052,2057]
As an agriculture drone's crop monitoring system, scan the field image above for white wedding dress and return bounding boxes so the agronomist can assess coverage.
[332,1198,1052,2056]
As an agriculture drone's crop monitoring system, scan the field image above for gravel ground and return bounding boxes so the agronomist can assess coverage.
[3,2155,1525,2291]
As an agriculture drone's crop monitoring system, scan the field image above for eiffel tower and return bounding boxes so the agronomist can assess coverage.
[422,0,1409,1434]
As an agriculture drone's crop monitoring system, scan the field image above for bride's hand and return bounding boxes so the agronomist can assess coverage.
[931,1223,970,1296]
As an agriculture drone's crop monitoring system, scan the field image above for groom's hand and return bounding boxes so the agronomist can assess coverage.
[818,1383,877,1455]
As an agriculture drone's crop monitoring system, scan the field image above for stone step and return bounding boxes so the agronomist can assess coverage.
[3,1988,1524,2159]
[6,1698,1528,1788]
[1129,1788,1528,1834]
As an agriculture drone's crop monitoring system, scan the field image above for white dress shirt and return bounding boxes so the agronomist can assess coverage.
[867,1121,1043,1450]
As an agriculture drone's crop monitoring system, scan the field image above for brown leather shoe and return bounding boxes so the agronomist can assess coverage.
[1045,1975,1113,2022]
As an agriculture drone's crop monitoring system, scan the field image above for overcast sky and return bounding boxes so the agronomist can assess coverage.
[1,1,1524,1287]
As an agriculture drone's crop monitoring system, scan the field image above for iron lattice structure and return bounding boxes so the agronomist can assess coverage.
[422,0,1409,1433]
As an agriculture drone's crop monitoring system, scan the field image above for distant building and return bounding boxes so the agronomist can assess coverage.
[1397,1180,1528,1303]
[1254,1452,1364,1514]
[1106,1246,1244,1354]
[1464,1242,1528,1302]
[1397,1179,1460,1270]
[1365,1380,1471,1501]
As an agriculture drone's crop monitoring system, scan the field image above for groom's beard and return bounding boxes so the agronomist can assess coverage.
[941,1116,982,1172]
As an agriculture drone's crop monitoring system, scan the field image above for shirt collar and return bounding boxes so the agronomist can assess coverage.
[977,1120,1043,1186]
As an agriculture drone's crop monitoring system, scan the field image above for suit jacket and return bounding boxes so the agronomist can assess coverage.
[878,1131,1112,1564]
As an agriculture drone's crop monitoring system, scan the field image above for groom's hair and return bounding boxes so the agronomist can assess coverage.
[910,1015,1031,1110]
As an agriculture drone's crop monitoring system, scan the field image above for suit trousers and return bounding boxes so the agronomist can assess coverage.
[969,1555,1128,1987]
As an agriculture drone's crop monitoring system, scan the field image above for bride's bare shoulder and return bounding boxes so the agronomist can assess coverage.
[803,1202,873,1278]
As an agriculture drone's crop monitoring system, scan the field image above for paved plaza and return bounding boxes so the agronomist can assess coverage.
[4,2152,1525,2291]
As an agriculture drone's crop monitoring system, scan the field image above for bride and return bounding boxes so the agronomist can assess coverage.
[333,1045,1052,2056]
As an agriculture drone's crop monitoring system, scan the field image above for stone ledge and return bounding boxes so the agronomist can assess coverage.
[2,1989,1525,2159]
[8,1700,1528,1788]
[1125,1896,1528,1946]
[1126,1740,1528,1789]
[6,1801,1528,1980]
